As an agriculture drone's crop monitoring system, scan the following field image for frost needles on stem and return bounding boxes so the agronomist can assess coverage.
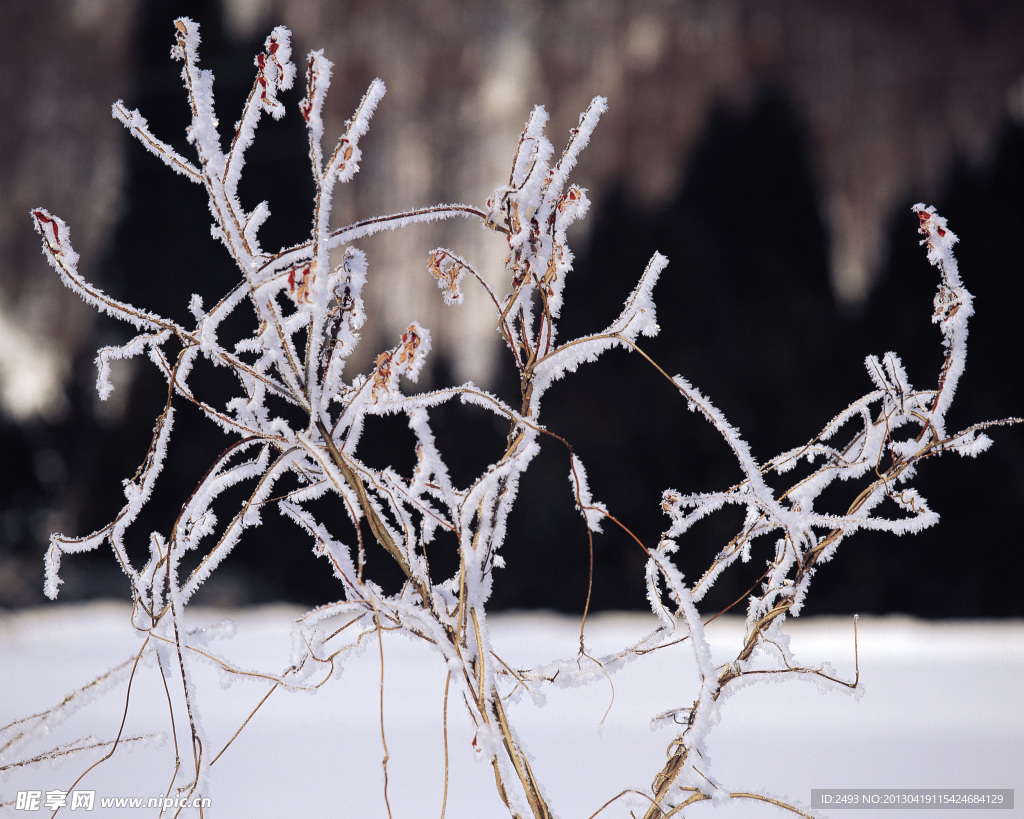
[13,17,1018,819]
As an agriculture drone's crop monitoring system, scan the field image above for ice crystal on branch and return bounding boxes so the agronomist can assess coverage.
[20,16,1018,819]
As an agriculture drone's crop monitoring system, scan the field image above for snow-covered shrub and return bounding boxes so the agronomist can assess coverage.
[10,18,1017,818]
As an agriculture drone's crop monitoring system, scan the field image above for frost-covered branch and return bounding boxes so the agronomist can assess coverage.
[22,16,1018,819]
[636,204,1019,817]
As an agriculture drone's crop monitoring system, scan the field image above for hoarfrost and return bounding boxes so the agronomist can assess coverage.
[23,15,1019,819]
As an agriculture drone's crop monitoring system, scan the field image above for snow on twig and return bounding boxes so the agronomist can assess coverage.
[22,16,1018,819]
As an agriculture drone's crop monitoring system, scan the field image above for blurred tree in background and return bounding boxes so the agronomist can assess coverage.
[2,0,1021,614]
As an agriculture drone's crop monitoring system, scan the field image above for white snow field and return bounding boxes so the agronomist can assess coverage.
[1,604,1020,817]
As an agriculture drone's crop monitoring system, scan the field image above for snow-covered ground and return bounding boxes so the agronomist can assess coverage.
[2,604,1020,817]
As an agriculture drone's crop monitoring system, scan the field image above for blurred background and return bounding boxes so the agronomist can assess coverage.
[1,0,1022,616]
